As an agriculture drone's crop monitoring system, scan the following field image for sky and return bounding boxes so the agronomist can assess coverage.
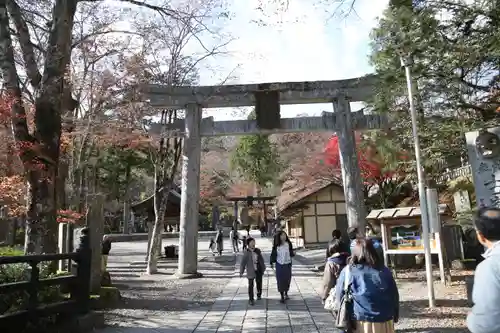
[199,0,390,120]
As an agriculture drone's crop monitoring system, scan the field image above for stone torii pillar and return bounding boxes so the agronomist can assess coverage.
[334,93,366,232]
[177,103,202,277]
[142,75,387,276]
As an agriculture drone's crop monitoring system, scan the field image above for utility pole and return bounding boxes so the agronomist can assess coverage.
[400,55,435,308]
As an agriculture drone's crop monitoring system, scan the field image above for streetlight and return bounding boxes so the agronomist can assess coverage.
[400,54,436,308]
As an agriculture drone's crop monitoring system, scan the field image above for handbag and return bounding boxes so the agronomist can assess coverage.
[335,265,353,330]
[323,286,338,311]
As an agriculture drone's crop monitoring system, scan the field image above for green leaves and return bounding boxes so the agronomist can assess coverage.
[231,129,281,191]
[368,0,500,177]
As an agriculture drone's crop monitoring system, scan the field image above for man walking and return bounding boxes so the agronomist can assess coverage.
[230,226,239,253]
[467,207,500,333]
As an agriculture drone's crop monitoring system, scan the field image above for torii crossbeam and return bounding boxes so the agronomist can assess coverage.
[142,74,388,277]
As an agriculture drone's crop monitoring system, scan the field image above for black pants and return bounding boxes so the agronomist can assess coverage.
[248,273,263,300]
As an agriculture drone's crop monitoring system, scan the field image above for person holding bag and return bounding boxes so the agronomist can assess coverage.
[335,238,399,333]
[322,239,349,309]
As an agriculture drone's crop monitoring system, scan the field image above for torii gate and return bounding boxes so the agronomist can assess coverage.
[143,74,388,277]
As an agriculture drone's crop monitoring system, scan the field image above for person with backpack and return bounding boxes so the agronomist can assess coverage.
[335,238,399,333]
[321,239,349,305]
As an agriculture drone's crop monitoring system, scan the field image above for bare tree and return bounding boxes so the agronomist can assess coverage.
[145,110,182,274]
[0,0,230,256]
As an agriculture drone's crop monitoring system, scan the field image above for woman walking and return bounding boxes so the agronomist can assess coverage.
[270,230,295,303]
[335,238,399,333]
[321,239,349,304]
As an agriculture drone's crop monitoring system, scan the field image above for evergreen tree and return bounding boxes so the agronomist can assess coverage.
[231,110,281,192]
[367,0,500,178]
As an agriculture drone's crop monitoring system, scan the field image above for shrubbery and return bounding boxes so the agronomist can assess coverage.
[0,247,68,315]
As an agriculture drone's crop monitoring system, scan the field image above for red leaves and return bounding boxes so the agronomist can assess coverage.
[324,134,405,185]
[56,209,84,224]
[0,175,25,216]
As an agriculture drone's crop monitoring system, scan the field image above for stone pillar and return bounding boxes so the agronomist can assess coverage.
[332,93,367,233]
[177,103,202,277]
[122,202,130,234]
[86,194,104,292]
[58,223,67,271]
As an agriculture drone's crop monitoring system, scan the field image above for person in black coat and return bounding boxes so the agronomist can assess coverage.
[270,230,295,303]
[325,229,348,260]
[215,229,224,256]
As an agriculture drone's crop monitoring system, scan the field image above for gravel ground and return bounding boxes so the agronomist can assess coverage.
[395,268,471,333]
[103,240,236,327]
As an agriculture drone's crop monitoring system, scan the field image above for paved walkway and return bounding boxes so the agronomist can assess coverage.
[97,240,338,333]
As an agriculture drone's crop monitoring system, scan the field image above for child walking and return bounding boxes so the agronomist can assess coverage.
[240,237,266,305]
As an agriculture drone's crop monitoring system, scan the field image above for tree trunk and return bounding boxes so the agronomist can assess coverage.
[146,221,154,261]
[146,189,169,274]
[123,163,131,234]
[25,171,41,254]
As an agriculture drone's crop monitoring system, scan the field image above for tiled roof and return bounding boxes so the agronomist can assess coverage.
[367,204,451,220]
[277,177,342,214]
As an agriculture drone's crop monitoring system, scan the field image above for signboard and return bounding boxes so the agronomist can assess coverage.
[387,222,436,250]
[466,127,500,208]
[454,190,472,213]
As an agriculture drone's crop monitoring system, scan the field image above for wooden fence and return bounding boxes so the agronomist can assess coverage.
[0,227,91,331]
[435,164,472,184]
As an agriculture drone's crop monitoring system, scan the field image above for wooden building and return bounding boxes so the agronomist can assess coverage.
[277,178,348,247]
[131,185,206,227]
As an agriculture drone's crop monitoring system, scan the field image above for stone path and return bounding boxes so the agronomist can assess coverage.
[97,239,338,333]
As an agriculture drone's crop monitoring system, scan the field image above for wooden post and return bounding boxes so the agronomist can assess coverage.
[435,231,447,284]
[380,222,389,267]
[332,94,367,232]
[177,103,203,277]
[65,223,74,272]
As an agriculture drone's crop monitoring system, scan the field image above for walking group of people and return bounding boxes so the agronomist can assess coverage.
[237,223,399,333]
[210,226,252,256]
[214,207,500,333]
[321,227,398,333]
[239,230,295,305]
[317,207,500,333]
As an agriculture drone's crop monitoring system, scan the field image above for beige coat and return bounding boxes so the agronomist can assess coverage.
[321,253,348,300]
[240,248,266,279]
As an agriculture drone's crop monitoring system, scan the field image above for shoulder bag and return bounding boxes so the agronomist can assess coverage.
[335,265,353,331]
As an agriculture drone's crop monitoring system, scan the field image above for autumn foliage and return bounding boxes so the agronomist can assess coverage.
[56,209,85,224]
[324,133,407,185]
